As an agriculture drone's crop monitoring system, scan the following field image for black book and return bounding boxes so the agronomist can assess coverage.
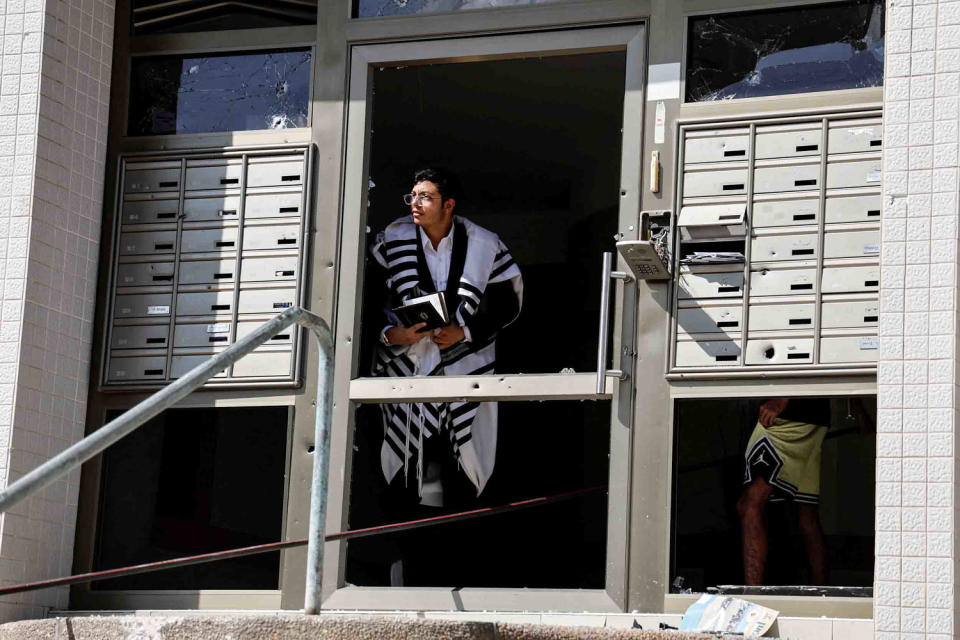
[392,292,449,331]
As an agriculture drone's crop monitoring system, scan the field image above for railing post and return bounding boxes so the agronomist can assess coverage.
[300,310,335,615]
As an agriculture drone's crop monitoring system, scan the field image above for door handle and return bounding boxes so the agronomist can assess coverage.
[596,251,632,394]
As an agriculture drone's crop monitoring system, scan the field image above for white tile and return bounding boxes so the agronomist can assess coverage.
[875,605,901,632]
[902,556,927,582]
[926,608,953,634]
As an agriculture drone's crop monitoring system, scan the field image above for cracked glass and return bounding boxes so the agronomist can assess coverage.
[686,0,884,103]
[128,49,311,136]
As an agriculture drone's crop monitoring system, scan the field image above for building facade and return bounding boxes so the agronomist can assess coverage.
[0,0,956,638]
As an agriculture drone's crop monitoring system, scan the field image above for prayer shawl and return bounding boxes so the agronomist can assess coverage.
[371,215,523,496]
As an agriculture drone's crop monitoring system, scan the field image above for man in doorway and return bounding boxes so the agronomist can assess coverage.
[370,167,523,510]
[738,398,829,586]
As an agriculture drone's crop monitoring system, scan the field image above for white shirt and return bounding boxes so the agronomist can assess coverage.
[419,226,472,343]
[420,225,454,292]
[381,224,471,346]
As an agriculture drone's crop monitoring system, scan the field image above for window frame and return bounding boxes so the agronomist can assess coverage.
[117,26,317,153]
[71,399,296,610]
[656,379,877,619]
[668,390,877,605]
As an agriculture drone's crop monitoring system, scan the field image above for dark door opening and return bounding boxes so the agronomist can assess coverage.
[347,51,626,588]
[93,407,289,590]
[672,396,876,594]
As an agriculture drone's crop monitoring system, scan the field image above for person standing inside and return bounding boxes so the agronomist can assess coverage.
[738,398,830,586]
[370,167,523,510]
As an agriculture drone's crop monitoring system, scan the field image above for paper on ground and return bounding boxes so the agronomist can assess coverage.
[679,594,778,637]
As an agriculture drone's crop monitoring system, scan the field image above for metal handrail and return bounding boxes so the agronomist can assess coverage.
[0,486,605,597]
[0,306,334,614]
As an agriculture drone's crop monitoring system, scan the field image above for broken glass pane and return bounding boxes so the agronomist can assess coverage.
[129,49,311,136]
[355,0,567,19]
[686,0,884,103]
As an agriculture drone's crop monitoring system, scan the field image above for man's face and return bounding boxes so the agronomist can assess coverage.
[409,180,453,229]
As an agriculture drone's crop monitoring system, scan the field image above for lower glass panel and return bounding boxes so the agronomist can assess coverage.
[346,400,610,588]
[671,396,876,594]
[93,407,289,590]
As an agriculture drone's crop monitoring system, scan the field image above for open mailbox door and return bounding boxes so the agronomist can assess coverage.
[678,204,747,241]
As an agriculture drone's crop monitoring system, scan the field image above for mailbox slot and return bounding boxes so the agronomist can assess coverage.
[754,123,822,160]
[752,197,819,228]
[819,334,879,364]
[675,339,742,367]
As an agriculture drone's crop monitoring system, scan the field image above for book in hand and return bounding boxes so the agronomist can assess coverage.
[392,292,449,332]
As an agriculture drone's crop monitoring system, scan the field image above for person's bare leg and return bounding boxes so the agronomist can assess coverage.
[798,503,829,585]
[737,477,773,585]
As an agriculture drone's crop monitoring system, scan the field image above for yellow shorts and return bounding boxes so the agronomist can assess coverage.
[744,418,827,504]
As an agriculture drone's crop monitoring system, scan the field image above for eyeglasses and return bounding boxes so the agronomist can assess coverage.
[402,192,440,205]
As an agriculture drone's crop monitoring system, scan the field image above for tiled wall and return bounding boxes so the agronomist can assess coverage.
[0,0,113,620]
[877,1,960,638]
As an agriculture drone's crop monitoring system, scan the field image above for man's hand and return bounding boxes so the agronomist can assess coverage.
[385,323,428,345]
[759,398,789,427]
[432,324,465,350]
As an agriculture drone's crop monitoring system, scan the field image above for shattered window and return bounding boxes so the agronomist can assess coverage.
[355,0,567,19]
[128,49,311,136]
[685,0,884,103]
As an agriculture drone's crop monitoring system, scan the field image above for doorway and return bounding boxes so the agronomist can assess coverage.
[330,25,645,611]
[348,51,625,589]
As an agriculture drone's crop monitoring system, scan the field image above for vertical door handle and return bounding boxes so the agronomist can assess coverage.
[596,251,632,394]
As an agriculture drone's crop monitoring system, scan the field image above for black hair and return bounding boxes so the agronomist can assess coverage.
[413,167,464,204]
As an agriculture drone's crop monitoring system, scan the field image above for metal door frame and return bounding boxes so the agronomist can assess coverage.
[325,24,647,612]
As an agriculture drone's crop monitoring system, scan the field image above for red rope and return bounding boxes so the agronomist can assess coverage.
[0,485,606,596]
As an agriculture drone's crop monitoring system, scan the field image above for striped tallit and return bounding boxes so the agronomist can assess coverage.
[371,215,523,496]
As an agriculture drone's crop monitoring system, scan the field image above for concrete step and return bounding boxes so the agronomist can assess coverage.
[0,614,739,640]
